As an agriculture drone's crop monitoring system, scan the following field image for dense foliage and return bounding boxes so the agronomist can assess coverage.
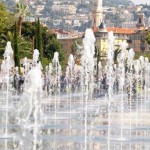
[0,2,67,69]
[0,3,15,33]
[146,32,150,46]
[134,51,150,60]
[14,22,21,72]
[35,18,43,63]
[21,21,66,68]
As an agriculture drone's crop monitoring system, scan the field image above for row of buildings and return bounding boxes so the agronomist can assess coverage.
[18,0,91,31]
[14,0,150,31]
[51,0,150,61]
[93,0,150,59]
[14,0,150,61]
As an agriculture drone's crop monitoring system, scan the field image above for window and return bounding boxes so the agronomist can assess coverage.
[139,18,142,24]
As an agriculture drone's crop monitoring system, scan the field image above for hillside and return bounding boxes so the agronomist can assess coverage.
[103,0,132,7]
[2,0,134,32]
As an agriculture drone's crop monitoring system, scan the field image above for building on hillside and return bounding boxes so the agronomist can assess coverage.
[62,14,90,29]
[136,12,145,29]
[134,6,143,13]
[128,29,149,51]
[93,23,135,60]
[92,0,150,59]
[59,37,82,58]
[91,0,136,60]
[52,5,77,15]
[36,5,45,14]
[128,12,150,51]
[51,29,83,58]
[122,21,137,28]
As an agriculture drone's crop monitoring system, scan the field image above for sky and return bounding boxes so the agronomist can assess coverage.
[131,0,150,5]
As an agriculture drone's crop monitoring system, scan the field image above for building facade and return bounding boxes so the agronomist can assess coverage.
[129,29,149,51]
[94,27,135,60]
[51,29,83,59]
[92,1,150,58]
[128,12,150,51]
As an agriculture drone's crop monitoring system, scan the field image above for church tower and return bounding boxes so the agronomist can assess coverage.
[92,0,103,28]
[136,12,145,29]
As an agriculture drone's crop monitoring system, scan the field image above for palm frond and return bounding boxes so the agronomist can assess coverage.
[15,2,30,18]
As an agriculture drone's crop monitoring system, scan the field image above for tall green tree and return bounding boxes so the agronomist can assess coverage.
[35,18,43,63]
[146,32,150,46]
[21,21,36,51]
[21,20,67,66]
[14,22,20,73]
[15,2,29,36]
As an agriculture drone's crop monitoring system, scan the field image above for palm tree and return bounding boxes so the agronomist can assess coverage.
[0,31,32,59]
[0,31,14,59]
[114,48,122,63]
[15,2,30,36]
[21,21,36,51]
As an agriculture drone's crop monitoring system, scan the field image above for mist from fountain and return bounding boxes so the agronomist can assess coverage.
[1,42,14,150]
[0,29,150,150]
[80,29,96,150]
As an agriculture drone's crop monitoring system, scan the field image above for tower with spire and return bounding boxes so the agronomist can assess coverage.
[136,12,145,29]
[92,0,103,28]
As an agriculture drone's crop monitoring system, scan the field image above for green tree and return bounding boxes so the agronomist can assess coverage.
[35,18,43,63]
[13,22,20,73]
[15,2,30,36]
[146,32,150,47]
[22,21,36,51]
[21,20,67,68]
[17,36,32,59]
[134,51,150,61]
[44,37,66,69]
[114,48,121,63]
[0,27,32,60]
[0,31,14,58]
[0,3,15,33]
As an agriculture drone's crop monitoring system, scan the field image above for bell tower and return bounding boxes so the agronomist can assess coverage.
[136,12,145,29]
[92,0,103,28]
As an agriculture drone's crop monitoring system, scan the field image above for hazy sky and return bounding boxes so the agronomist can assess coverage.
[131,0,150,5]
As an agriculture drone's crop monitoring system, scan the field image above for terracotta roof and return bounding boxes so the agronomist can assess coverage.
[93,27,136,34]
[51,29,69,35]
[107,27,136,34]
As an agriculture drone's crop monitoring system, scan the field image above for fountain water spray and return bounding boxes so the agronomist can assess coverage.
[106,32,115,150]
[80,29,96,150]
[0,30,150,150]
[2,42,14,150]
